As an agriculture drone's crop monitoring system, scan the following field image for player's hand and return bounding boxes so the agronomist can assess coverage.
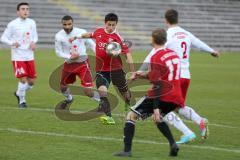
[29,42,36,51]
[70,53,79,60]
[128,72,138,81]
[153,108,162,123]
[69,37,76,43]
[69,36,79,43]
[211,51,220,58]
[12,42,20,48]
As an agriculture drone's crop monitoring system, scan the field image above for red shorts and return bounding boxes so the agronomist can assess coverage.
[180,78,190,102]
[60,61,93,87]
[12,60,37,79]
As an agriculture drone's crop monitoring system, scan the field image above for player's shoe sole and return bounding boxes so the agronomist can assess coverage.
[200,118,209,139]
[176,133,196,144]
[113,151,132,157]
[100,116,115,125]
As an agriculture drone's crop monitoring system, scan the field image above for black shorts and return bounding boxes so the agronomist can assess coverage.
[95,69,128,92]
[131,96,179,120]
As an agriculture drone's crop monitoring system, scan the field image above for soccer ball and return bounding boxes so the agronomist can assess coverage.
[105,42,122,57]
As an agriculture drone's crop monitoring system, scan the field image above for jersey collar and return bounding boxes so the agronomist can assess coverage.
[104,28,116,34]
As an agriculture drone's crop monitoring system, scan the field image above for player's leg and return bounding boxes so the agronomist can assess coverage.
[12,61,28,108]
[178,78,209,139]
[163,112,196,144]
[25,60,36,92]
[154,101,179,156]
[114,96,149,157]
[15,77,28,108]
[59,68,75,109]
[82,87,100,102]
[78,64,100,102]
[113,111,137,157]
[26,78,34,91]
[96,72,115,124]
[111,69,131,108]
[178,106,209,139]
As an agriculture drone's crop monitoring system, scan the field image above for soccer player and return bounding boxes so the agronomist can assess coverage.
[55,15,100,109]
[138,9,220,143]
[114,29,181,157]
[1,2,38,108]
[70,13,134,125]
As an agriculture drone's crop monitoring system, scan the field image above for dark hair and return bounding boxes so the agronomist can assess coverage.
[62,15,74,22]
[17,2,29,11]
[152,29,167,45]
[165,9,178,24]
[105,13,118,23]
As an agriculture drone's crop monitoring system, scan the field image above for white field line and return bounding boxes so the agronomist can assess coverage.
[0,127,239,154]
[0,106,238,129]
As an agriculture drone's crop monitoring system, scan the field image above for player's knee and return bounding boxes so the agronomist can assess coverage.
[19,77,27,83]
[126,111,138,122]
[98,86,108,97]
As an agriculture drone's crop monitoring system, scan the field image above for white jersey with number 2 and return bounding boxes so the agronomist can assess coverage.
[165,26,214,79]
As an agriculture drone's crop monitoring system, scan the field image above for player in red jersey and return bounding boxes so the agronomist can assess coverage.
[114,29,181,157]
[70,13,134,124]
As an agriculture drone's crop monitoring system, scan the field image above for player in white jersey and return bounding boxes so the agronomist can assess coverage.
[135,9,220,144]
[55,15,100,109]
[1,3,38,108]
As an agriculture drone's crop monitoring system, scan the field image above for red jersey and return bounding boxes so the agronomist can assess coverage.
[91,28,129,71]
[147,48,184,107]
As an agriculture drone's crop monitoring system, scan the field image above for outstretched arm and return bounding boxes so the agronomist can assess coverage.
[69,32,92,43]
[190,33,220,57]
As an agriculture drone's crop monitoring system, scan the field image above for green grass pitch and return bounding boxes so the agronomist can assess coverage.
[0,49,239,160]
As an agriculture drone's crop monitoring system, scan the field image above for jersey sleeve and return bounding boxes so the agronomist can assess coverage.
[90,29,98,39]
[1,23,14,46]
[189,32,214,53]
[138,48,155,72]
[32,20,38,43]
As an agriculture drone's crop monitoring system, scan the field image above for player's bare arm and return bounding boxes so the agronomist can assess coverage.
[125,53,135,78]
[69,32,92,43]
[126,53,134,68]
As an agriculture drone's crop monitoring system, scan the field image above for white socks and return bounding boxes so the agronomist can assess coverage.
[163,112,194,136]
[62,88,73,101]
[16,82,33,104]
[25,83,33,91]
[16,82,26,104]
[178,106,202,125]
[91,91,100,102]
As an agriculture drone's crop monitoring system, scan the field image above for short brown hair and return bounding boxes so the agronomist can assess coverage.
[17,2,29,11]
[165,9,178,24]
[152,29,167,45]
